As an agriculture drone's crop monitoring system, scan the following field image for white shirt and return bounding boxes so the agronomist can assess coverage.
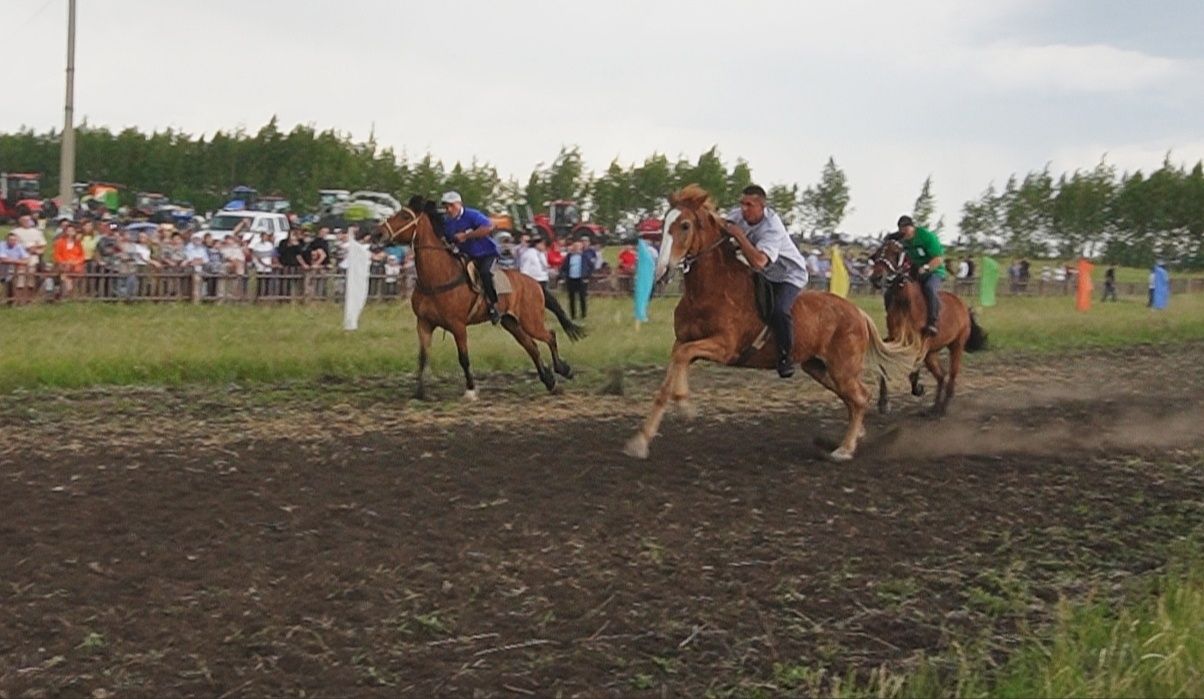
[132,243,153,265]
[726,207,810,288]
[250,239,276,273]
[13,226,45,250]
[518,246,550,282]
[957,260,970,279]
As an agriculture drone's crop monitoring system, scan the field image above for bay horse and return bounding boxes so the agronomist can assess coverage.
[868,238,987,416]
[624,185,922,462]
[377,196,584,401]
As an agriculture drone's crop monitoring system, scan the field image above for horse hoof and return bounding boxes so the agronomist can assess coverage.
[463,389,479,402]
[827,448,855,463]
[623,434,649,459]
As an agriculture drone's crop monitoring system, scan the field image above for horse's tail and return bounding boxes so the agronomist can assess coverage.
[859,308,922,382]
[966,309,988,352]
[544,288,588,342]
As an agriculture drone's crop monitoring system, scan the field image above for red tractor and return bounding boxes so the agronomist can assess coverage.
[0,172,45,222]
[535,200,608,245]
[635,216,664,243]
[492,200,609,245]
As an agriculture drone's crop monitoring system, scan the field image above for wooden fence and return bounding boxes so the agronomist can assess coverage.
[2,266,1202,305]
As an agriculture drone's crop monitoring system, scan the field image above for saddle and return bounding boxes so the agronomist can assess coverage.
[733,244,777,325]
[731,251,775,365]
[465,260,513,296]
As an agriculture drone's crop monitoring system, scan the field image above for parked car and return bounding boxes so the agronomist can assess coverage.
[202,211,290,243]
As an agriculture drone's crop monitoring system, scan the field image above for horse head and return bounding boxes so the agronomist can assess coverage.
[656,184,726,282]
[869,238,909,291]
[377,195,442,246]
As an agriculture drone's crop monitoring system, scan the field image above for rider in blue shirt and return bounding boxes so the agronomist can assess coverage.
[440,191,501,324]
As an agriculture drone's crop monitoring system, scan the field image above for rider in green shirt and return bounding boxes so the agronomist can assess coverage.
[896,215,945,336]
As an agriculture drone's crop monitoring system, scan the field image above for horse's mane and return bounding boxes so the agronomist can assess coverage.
[405,194,445,237]
[670,183,715,213]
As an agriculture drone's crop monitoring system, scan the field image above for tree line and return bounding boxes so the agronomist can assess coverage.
[1,118,1200,267]
[958,157,1204,268]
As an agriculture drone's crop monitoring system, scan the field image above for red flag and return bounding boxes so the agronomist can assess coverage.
[1076,258,1094,312]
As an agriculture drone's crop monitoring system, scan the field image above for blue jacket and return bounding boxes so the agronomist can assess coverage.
[561,248,597,280]
[442,206,499,258]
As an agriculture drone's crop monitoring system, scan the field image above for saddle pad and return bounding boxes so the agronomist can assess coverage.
[466,264,513,295]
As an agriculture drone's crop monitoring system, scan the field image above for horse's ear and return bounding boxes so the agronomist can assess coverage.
[666,191,678,209]
[406,195,425,212]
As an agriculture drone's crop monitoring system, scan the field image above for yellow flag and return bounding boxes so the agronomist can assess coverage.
[829,245,850,298]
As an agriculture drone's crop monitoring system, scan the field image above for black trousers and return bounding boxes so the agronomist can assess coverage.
[770,281,803,360]
[472,255,499,304]
[566,277,588,319]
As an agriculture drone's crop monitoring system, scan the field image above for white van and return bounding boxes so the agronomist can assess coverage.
[203,211,291,244]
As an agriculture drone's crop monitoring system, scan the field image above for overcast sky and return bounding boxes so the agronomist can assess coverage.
[9,0,1204,237]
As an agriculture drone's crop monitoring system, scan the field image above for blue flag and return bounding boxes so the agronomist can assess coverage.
[1152,265,1170,309]
[634,238,656,322]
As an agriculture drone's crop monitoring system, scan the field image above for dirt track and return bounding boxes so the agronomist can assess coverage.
[2,343,1203,698]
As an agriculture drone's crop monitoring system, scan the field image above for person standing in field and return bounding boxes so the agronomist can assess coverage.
[1102,266,1117,302]
[560,238,596,320]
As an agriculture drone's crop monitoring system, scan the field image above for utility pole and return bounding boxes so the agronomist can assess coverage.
[58,0,77,218]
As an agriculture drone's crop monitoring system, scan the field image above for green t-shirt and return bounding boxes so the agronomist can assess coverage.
[903,227,946,278]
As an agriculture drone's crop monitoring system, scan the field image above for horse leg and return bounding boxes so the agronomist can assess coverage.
[625,338,727,459]
[877,375,891,415]
[943,342,964,416]
[502,315,556,393]
[672,363,697,419]
[450,325,478,401]
[414,317,434,401]
[804,357,868,461]
[521,304,573,379]
[923,350,947,416]
[909,369,925,396]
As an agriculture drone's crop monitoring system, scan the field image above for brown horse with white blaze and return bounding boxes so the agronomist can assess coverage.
[625,185,922,462]
[376,196,584,401]
[868,238,988,416]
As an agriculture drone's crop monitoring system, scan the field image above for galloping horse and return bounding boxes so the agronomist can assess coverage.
[377,197,584,401]
[868,238,987,416]
[625,185,922,462]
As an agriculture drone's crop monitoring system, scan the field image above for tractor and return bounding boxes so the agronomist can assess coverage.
[490,200,608,245]
[0,172,45,221]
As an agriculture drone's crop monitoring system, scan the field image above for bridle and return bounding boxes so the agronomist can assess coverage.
[379,206,421,241]
[675,210,730,275]
[380,205,469,295]
[870,240,910,289]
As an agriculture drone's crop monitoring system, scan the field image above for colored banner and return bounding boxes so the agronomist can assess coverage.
[1076,258,1094,312]
[1152,265,1170,309]
[829,245,850,298]
[343,239,371,330]
[979,256,1000,307]
[633,238,656,322]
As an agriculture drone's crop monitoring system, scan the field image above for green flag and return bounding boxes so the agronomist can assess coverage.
[980,256,1000,307]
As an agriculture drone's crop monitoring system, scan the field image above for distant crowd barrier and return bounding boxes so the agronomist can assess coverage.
[2,267,1201,305]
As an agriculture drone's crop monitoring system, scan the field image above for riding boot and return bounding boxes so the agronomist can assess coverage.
[476,256,501,325]
[770,281,802,378]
